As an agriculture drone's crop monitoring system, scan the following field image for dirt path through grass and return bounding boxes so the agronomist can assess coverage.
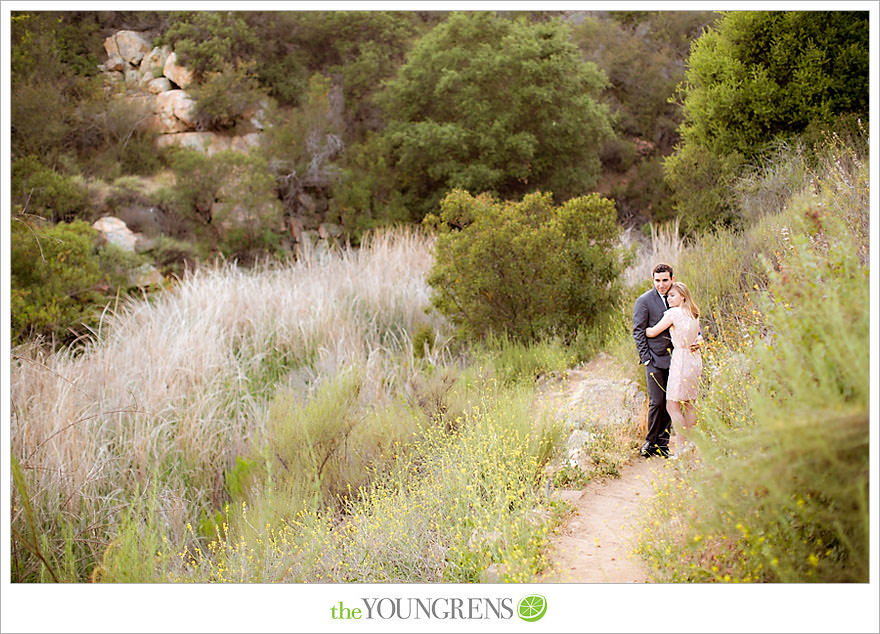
[536,358,663,583]
[540,457,660,582]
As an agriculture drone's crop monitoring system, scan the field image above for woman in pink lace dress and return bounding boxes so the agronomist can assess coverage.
[646,282,703,453]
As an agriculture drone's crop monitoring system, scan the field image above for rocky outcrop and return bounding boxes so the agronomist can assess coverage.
[162,52,195,90]
[154,131,262,155]
[139,46,170,79]
[92,216,157,256]
[552,355,647,467]
[559,373,645,430]
[104,31,151,66]
[98,31,264,155]
[156,89,197,129]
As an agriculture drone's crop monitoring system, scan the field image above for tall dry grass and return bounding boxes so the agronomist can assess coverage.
[10,227,445,580]
[621,217,684,288]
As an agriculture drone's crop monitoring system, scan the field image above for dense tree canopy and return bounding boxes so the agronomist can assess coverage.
[666,10,869,232]
[377,12,614,221]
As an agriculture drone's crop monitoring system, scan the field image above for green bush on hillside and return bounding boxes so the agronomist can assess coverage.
[158,11,261,80]
[189,62,268,132]
[11,219,143,346]
[426,189,626,343]
[164,148,284,260]
[12,156,90,223]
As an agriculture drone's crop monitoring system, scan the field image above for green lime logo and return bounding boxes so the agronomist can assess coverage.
[517,595,547,622]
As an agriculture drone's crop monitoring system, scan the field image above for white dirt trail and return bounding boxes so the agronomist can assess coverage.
[536,358,667,583]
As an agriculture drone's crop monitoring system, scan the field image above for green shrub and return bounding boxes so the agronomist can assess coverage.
[10,81,73,165]
[165,148,284,259]
[158,11,261,79]
[426,189,626,343]
[189,63,268,132]
[71,93,162,179]
[165,148,225,226]
[330,132,410,243]
[11,156,90,223]
[10,219,142,346]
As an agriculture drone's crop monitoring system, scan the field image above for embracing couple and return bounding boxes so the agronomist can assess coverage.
[632,263,703,459]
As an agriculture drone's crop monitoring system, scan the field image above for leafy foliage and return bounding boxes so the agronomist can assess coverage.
[10,219,142,345]
[330,132,408,242]
[426,189,625,342]
[573,11,716,148]
[259,73,344,192]
[188,62,268,131]
[158,11,261,79]
[12,157,91,223]
[10,13,104,167]
[267,11,441,134]
[378,12,614,221]
[637,133,869,583]
[666,11,869,232]
[164,148,283,259]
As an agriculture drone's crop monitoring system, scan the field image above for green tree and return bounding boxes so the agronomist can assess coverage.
[426,189,624,342]
[573,11,715,148]
[11,12,102,167]
[666,11,868,232]
[330,132,408,242]
[257,11,440,134]
[377,12,614,222]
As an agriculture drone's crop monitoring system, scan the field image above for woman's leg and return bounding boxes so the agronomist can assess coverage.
[681,400,698,430]
[666,400,685,451]
[677,400,698,452]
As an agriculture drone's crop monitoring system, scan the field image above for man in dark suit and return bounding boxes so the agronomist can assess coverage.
[632,263,675,458]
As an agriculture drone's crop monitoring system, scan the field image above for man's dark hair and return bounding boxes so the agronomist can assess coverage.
[653,263,674,276]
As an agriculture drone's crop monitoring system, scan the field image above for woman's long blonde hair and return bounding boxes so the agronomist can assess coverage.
[672,281,700,319]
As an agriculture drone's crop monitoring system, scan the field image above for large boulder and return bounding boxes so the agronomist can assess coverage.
[104,31,151,66]
[155,90,196,133]
[105,55,126,72]
[155,131,218,153]
[163,52,195,89]
[139,46,170,77]
[146,77,172,94]
[555,355,647,431]
[93,217,137,252]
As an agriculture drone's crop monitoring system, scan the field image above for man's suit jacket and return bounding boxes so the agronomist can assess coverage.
[633,288,673,369]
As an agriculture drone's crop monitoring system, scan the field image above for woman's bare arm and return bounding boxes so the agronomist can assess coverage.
[646,312,673,338]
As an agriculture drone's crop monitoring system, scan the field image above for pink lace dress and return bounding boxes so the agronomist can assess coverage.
[665,306,703,401]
